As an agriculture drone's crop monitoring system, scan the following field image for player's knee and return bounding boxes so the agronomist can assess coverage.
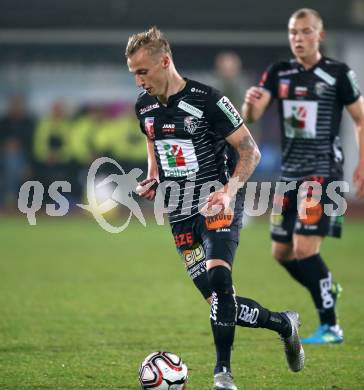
[207,265,233,295]
[272,243,293,262]
[294,245,316,260]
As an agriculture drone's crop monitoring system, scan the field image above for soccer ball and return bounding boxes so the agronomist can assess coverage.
[139,351,188,389]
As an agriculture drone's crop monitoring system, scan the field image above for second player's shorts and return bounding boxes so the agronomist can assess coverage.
[270,176,344,243]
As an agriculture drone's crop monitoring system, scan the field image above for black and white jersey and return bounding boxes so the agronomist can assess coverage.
[135,78,243,224]
[260,57,361,180]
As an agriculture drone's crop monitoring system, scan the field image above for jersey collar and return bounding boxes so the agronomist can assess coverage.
[158,78,189,107]
[291,56,326,73]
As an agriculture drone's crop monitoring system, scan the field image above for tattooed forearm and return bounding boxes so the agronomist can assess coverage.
[232,134,261,186]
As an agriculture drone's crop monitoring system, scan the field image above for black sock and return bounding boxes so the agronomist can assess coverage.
[235,296,291,338]
[207,266,236,374]
[280,259,308,287]
[298,254,336,326]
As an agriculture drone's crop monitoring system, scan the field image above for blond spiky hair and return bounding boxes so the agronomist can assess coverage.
[125,26,172,58]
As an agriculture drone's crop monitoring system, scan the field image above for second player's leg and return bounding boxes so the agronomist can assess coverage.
[293,234,343,343]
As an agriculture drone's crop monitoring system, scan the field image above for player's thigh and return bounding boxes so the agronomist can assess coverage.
[293,234,323,259]
[171,217,210,299]
[200,190,244,269]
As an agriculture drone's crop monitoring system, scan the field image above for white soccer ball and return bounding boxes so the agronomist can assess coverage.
[139,351,188,389]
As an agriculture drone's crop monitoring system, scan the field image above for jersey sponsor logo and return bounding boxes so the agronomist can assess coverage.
[174,232,193,247]
[294,86,308,97]
[320,273,334,309]
[144,117,155,139]
[277,69,299,77]
[156,139,199,177]
[191,87,207,94]
[162,123,176,134]
[298,201,323,225]
[347,70,361,98]
[283,100,318,139]
[238,304,259,325]
[216,96,243,127]
[184,116,199,134]
[165,144,185,167]
[139,103,159,115]
[259,71,268,87]
[315,81,329,97]
[205,208,234,230]
[177,100,203,118]
[182,243,205,269]
[313,67,336,86]
[278,79,290,98]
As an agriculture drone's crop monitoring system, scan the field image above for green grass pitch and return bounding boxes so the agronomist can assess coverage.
[1,217,363,389]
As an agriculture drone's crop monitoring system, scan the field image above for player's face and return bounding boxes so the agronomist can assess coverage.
[288,15,324,61]
[127,48,168,97]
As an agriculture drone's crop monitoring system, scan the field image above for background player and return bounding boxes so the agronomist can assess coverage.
[242,8,364,344]
[126,27,304,389]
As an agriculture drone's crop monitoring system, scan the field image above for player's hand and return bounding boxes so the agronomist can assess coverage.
[136,178,158,200]
[353,162,364,198]
[244,86,264,106]
[201,190,231,216]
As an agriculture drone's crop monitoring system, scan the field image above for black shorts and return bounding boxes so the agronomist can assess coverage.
[270,177,344,243]
[171,191,243,286]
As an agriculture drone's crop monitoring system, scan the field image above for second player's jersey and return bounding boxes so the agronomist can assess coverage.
[135,78,243,224]
[259,56,361,180]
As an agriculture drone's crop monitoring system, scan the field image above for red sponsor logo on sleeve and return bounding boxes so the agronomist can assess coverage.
[259,71,268,87]
[144,117,155,140]
[278,80,290,98]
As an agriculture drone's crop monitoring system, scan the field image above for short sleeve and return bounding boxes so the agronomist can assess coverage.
[135,103,147,136]
[259,63,278,98]
[207,88,244,138]
[337,64,361,106]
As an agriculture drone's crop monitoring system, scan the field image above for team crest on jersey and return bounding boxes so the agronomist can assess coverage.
[144,117,155,140]
[279,79,290,98]
[184,116,199,134]
[315,82,329,97]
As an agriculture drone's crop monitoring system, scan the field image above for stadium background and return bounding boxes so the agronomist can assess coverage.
[1,1,363,389]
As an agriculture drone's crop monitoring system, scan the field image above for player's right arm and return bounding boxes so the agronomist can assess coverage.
[137,137,158,200]
[242,63,280,123]
[242,87,271,123]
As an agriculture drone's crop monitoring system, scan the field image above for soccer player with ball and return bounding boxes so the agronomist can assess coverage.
[126,27,304,389]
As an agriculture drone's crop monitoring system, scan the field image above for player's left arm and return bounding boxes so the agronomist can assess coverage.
[225,124,261,191]
[346,96,364,197]
[205,124,261,210]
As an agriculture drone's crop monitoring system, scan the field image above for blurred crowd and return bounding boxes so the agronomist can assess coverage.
[0,95,147,210]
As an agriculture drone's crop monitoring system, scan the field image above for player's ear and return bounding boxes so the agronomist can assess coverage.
[161,54,171,69]
[319,30,326,43]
